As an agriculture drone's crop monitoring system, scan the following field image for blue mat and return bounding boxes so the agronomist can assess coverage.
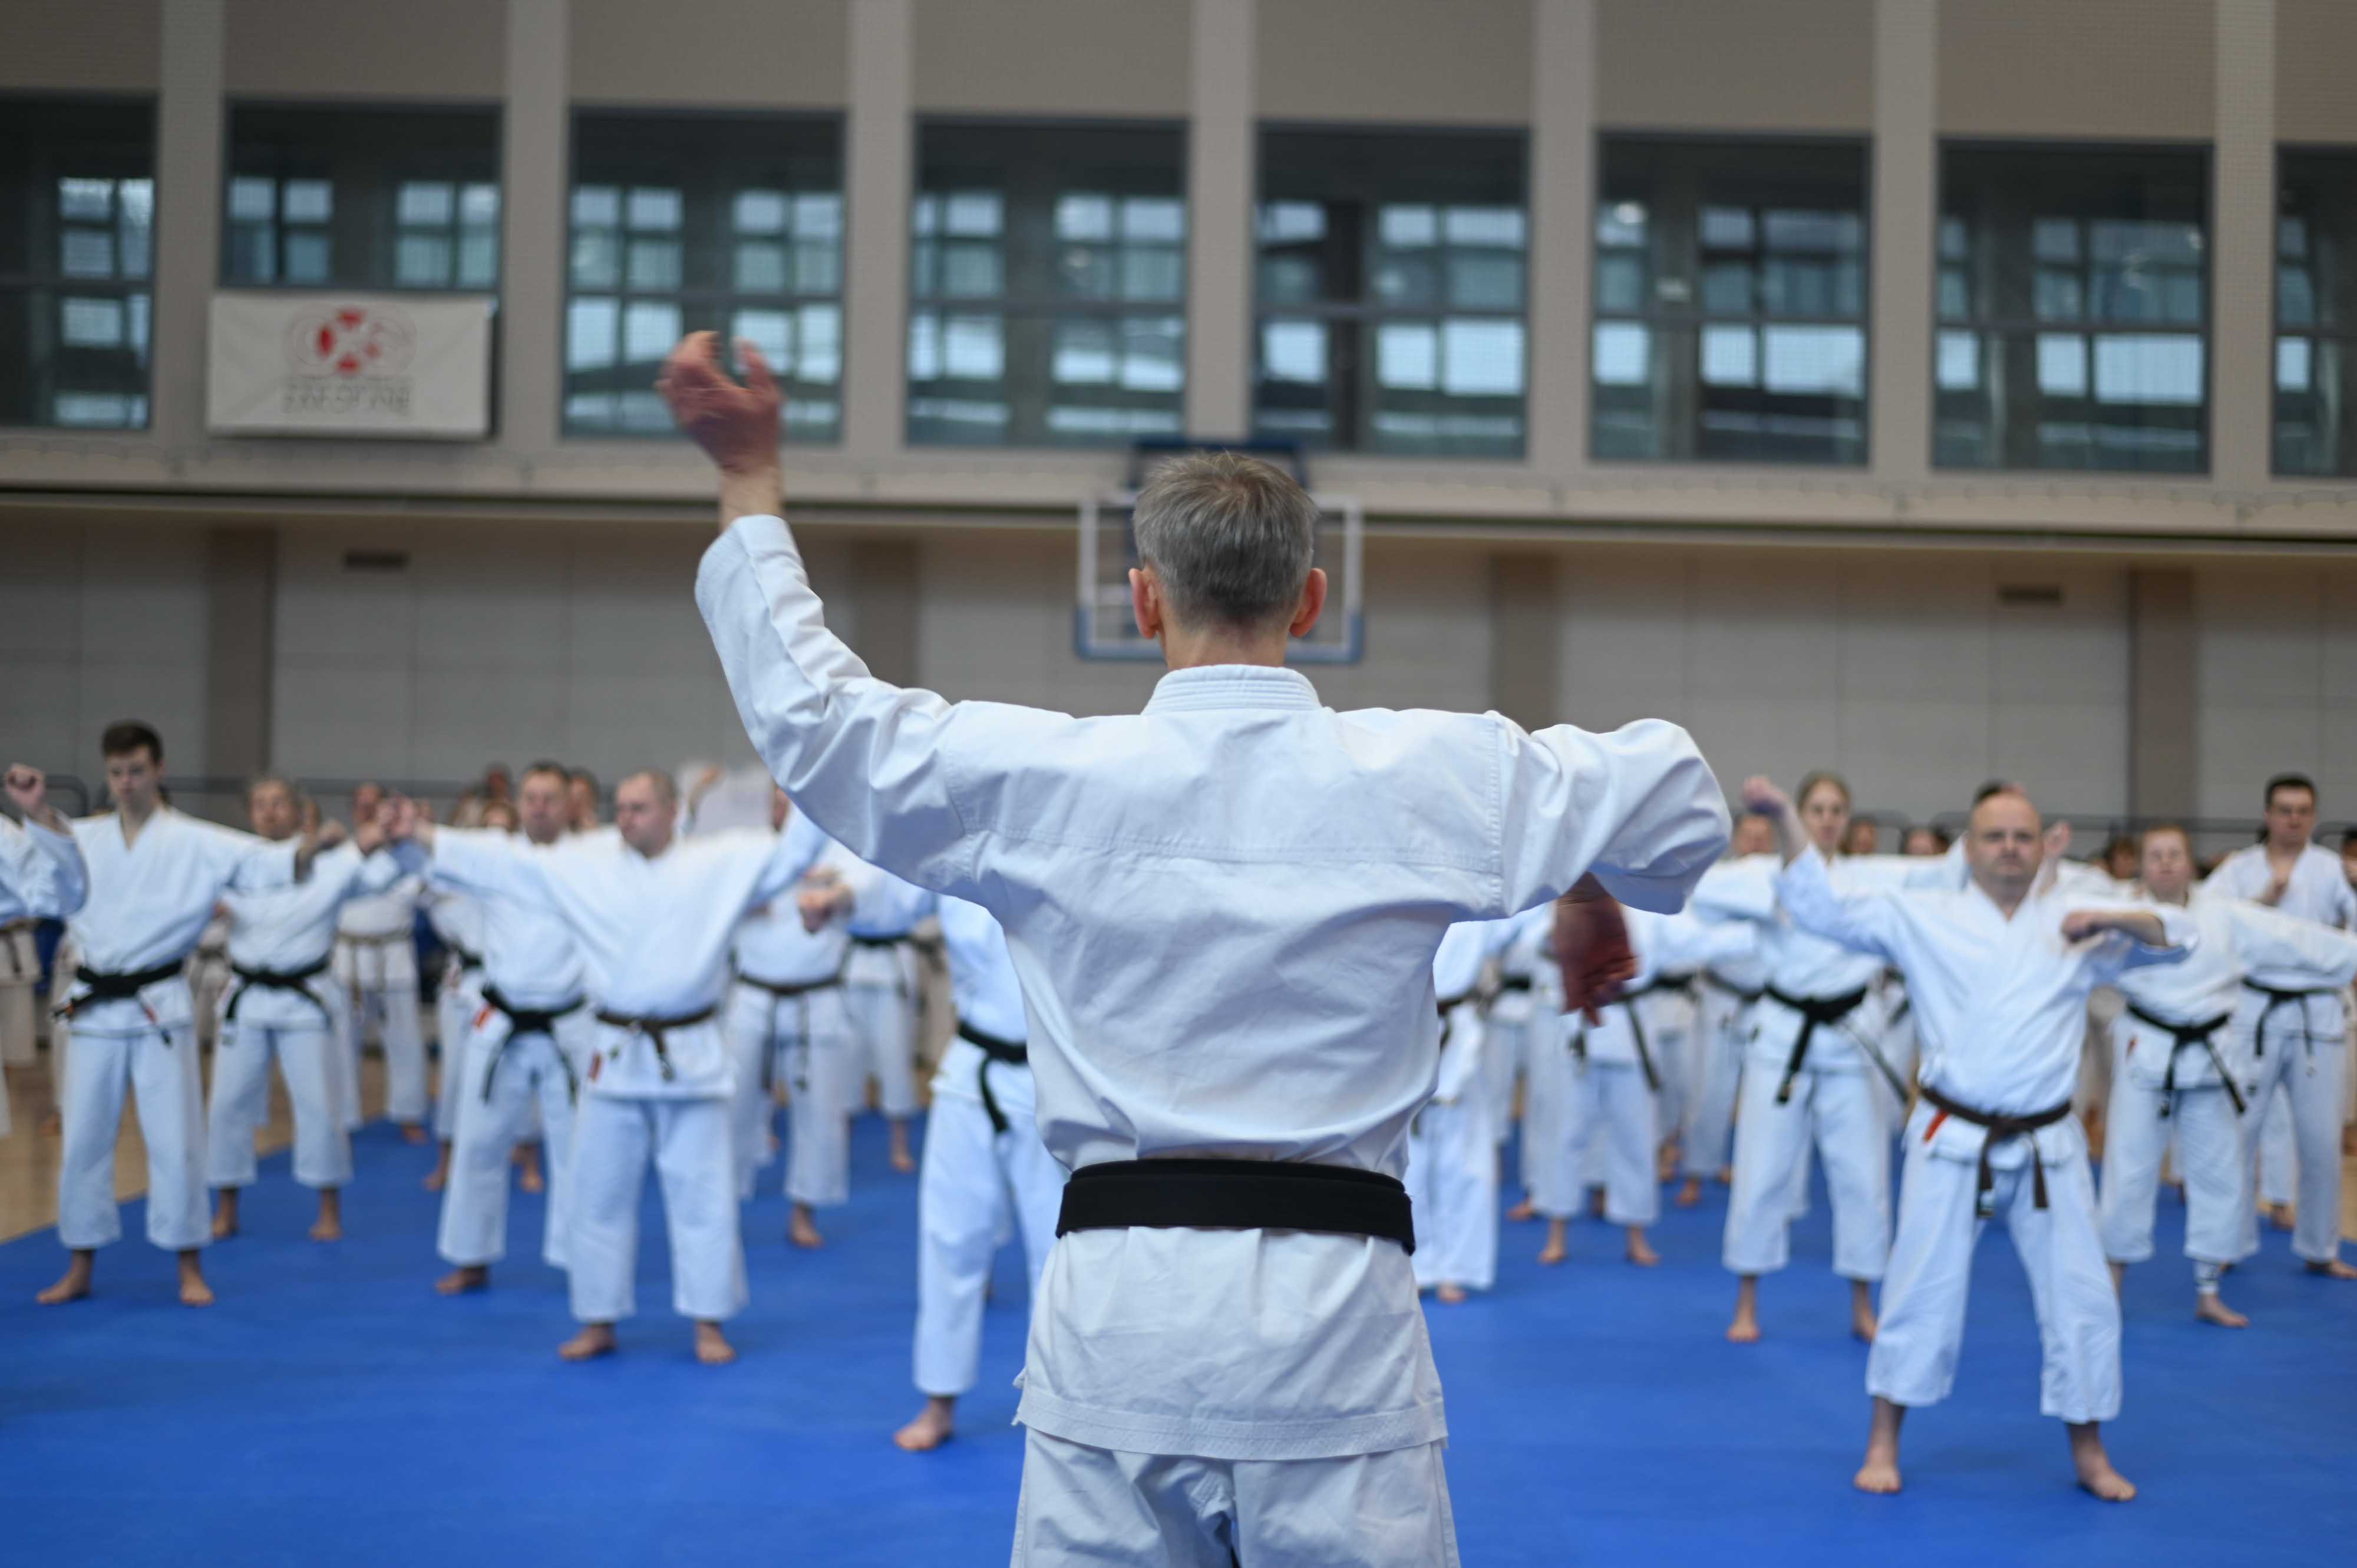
[4,1117,2352,1567]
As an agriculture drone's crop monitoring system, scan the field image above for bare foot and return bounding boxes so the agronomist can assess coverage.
[559,1323,618,1361]
[309,1214,344,1243]
[1537,1239,1568,1266]
[178,1253,214,1308]
[1588,1189,1607,1219]
[1434,1282,1468,1305]
[2266,1203,2295,1232]
[437,1265,490,1295]
[694,1322,736,1365]
[889,1123,916,1175]
[1506,1198,1537,1223]
[1856,1397,1905,1493]
[2069,1424,2135,1501]
[401,1122,430,1145]
[211,1193,240,1240]
[788,1206,824,1249]
[2195,1294,2249,1328]
[894,1397,956,1451]
[37,1256,93,1306]
[423,1144,451,1191]
[517,1144,545,1193]
[1728,1277,1761,1342]
[1854,1456,1902,1494]
[1675,1176,1703,1209]
[2305,1257,2357,1280]
[1625,1229,1659,1267]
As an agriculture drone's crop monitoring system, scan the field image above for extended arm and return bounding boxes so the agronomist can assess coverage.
[389,806,563,913]
[1495,716,1731,916]
[2222,899,2357,988]
[1773,843,1906,966]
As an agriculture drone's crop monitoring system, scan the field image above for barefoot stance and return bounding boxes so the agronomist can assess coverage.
[1726,1311,1761,1344]
[309,1215,344,1242]
[788,1206,824,1249]
[401,1123,430,1146]
[211,1208,239,1241]
[1536,1239,1567,1266]
[1854,1455,1902,1495]
[1506,1198,1537,1223]
[437,1265,489,1296]
[1434,1282,1467,1305]
[2074,1454,2136,1501]
[1675,1176,1702,1209]
[694,1322,736,1365]
[1625,1229,1659,1267]
[2305,1257,2357,1280]
[895,1398,956,1451]
[2195,1295,2249,1328]
[37,1266,93,1306]
[559,1324,618,1361]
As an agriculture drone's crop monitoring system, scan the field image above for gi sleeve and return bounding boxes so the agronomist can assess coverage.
[208,820,304,893]
[744,824,828,907]
[2222,898,2357,989]
[697,514,980,890]
[2087,901,2197,981]
[1686,854,1778,925]
[1774,848,1906,964]
[427,826,562,910]
[3,818,88,919]
[1493,715,1729,917]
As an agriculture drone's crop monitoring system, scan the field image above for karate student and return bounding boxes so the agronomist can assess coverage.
[387,769,823,1365]
[1504,902,1573,1229]
[1676,811,1776,1209]
[718,785,870,1246]
[0,766,89,1140]
[566,768,602,833]
[335,784,429,1141]
[842,860,924,1175]
[37,724,314,1308]
[1408,919,1516,1302]
[425,766,593,1296]
[1696,771,1909,1345]
[1749,775,2193,1501]
[207,780,400,1243]
[2206,774,2357,1276]
[2099,824,2357,1325]
[422,809,494,1194]
[672,332,1725,1564]
[886,890,1067,1454]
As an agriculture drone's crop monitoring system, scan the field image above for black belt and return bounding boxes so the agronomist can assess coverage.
[2124,1001,2243,1117]
[63,959,190,1043]
[1919,1084,2074,1216]
[850,932,913,949]
[1057,1158,1414,1255]
[225,956,334,1024]
[1436,989,1474,1049]
[481,985,585,1102]
[1764,983,1873,1104]
[1701,972,1765,1006]
[444,942,483,986]
[740,971,838,1000]
[1572,981,1673,1092]
[1496,973,1534,994]
[593,1004,717,1082]
[2243,980,2334,1061]
[956,1018,1029,1134]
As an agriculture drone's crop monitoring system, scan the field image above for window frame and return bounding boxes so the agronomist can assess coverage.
[2272,143,2357,479]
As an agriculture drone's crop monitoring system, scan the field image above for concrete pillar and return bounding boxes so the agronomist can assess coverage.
[2128,569,2197,820]
[1527,0,1595,480]
[149,0,224,445]
[205,527,276,777]
[1186,0,1255,440]
[843,0,915,462]
[2210,0,2276,490]
[500,0,569,455]
[1870,0,1936,484]
[1489,554,1560,729]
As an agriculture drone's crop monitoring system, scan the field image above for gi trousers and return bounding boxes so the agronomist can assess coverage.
[566,1093,746,1324]
[1868,1105,2120,1424]
[206,1020,352,1191]
[913,1086,1064,1398]
[1518,1029,1574,1213]
[59,1027,209,1252]
[1722,1064,1889,1280]
[432,977,480,1142]
[352,978,427,1125]
[1566,1058,1658,1228]
[1681,994,1747,1178]
[1405,1096,1499,1292]
[1011,1431,1459,1568]
[438,1023,582,1270]
[1480,1014,1526,1145]
[2240,1035,2347,1265]
[724,981,857,1207]
[2098,1075,2244,1268]
[846,968,921,1120]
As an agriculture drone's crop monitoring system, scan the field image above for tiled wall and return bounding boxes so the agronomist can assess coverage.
[2194,562,2357,820]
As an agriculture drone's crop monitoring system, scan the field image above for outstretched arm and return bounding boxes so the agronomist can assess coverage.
[384,797,560,912]
[1774,842,1905,965]
[2,766,86,917]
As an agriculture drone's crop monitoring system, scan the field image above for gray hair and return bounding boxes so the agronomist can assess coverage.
[1131,451,1319,629]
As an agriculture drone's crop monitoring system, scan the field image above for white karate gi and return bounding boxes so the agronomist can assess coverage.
[2206,843,2357,1265]
[336,877,427,1125]
[421,841,595,1273]
[843,861,925,1123]
[1485,905,1556,1180]
[886,890,1067,1400]
[2098,890,2357,1273]
[721,824,868,1207]
[0,816,87,1138]
[1407,920,1515,1292]
[697,511,1726,1567]
[408,821,822,1325]
[206,843,400,1194]
[426,887,487,1143]
[1695,852,1911,1284]
[1681,951,1765,1181]
[56,809,301,1254]
[1501,907,1579,1214]
[1776,850,2195,1424]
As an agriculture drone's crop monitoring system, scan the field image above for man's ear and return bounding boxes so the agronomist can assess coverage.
[1288,567,1328,639]
[1130,566,1164,641]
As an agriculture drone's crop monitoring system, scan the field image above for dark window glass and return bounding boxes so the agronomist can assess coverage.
[909,120,1186,447]
[1936,143,2209,473]
[1255,127,1527,458]
[224,104,501,291]
[1592,136,1868,464]
[566,111,841,441]
[2275,148,2357,477]
[0,95,154,429]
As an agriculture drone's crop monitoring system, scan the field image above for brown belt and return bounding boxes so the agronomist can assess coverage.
[1919,1084,2074,1216]
[593,1004,718,1082]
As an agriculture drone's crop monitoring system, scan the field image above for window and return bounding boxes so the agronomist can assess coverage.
[2276,148,2357,477]
[1255,127,1527,457]
[223,104,500,290]
[908,121,1186,447]
[1592,137,1868,464]
[566,111,842,440]
[0,96,154,428]
[1936,144,2209,473]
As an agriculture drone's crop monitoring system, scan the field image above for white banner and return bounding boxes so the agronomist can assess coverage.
[207,291,494,438]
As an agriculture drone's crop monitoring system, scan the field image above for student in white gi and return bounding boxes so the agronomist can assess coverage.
[670,332,1726,1564]
[1749,776,2192,1502]
[1695,771,1909,1346]
[719,785,869,1245]
[0,767,88,1141]
[2099,824,2357,1325]
[1504,902,1574,1234]
[388,768,822,1364]
[336,780,430,1141]
[423,811,494,1196]
[427,765,595,1297]
[842,877,926,1176]
[884,890,1067,1454]
[1408,919,1516,1302]
[1675,812,1777,1210]
[207,778,398,1243]
[38,723,312,1309]
[2206,773,2357,1277]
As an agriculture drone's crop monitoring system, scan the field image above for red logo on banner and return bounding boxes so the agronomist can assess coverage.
[285,305,417,378]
